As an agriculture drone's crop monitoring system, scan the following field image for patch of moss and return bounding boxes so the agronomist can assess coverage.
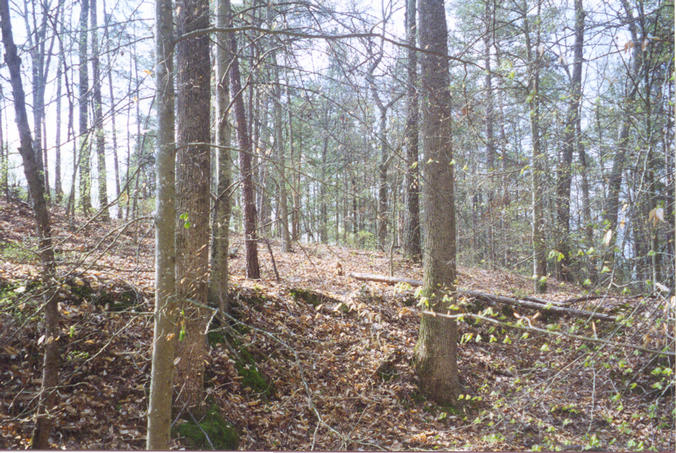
[176,405,239,450]
[289,287,336,306]
[68,278,94,302]
[0,242,38,263]
[233,286,267,307]
[207,329,227,346]
[94,288,138,312]
[235,346,275,398]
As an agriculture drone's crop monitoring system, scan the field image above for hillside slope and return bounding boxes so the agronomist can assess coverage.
[0,198,673,450]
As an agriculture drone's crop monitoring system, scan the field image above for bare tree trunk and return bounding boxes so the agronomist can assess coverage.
[146,0,177,446]
[605,0,642,246]
[273,71,291,251]
[79,0,91,214]
[555,0,584,281]
[173,0,212,413]
[319,111,329,244]
[0,1,58,447]
[414,0,460,406]
[483,0,497,268]
[523,0,547,293]
[90,0,110,220]
[227,0,260,279]
[403,0,421,261]
[287,91,300,242]
[102,4,121,218]
[0,86,7,199]
[54,48,63,203]
[209,0,233,313]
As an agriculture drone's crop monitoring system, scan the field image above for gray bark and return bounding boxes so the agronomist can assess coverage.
[0,1,58,447]
[414,0,460,406]
[146,0,177,446]
[90,0,110,220]
[79,0,91,214]
[403,0,421,261]
[209,0,234,314]
[174,0,212,411]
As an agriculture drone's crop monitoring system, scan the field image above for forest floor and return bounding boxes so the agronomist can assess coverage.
[0,198,673,451]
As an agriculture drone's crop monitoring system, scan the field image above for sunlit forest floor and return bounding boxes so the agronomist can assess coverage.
[0,198,673,450]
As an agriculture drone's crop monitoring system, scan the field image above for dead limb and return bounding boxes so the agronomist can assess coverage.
[348,272,616,321]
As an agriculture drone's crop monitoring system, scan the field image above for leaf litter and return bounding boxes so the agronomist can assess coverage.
[0,198,673,450]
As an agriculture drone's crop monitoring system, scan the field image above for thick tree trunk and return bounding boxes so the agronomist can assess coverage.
[0,1,58,447]
[79,0,91,214]
[403,0,421,261]
[414,0,460,406]
[174,0,212,412]
[209,0,233,314]
[227,0,260,279]
[90,0,110,220]
[146,0,177,446]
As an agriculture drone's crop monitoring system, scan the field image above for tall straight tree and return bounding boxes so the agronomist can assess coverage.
[555,0,584,280]
[90,0,110,220]
[174,0,212,411]
[227,0,260,279]
[103,8,122,218]
[79,0,91,214]
[403,0,421,261]
[523,0,547,293]
[413,0,460,405]
[0,0,58,447]
[209,0,233,313]
[483,0,497,266]
[146,0,177,446]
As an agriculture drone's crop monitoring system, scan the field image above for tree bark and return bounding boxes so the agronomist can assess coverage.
[227,0,260,279]
[54,48,63,203]
[274,80,291,252]
[524,0,547,293]
[604,0,642,249]
[414,0,460,406]
[90,0,110,220]
[102,5,121,217]
[483,0,497,267]
[174,0,212,412]
[0,1,58,447]
[79,0,91,214]
[403,0,421,261]
[555,0,584,281]
[209,0,233,314]
[0,86,7,199]
[146,0,177,446]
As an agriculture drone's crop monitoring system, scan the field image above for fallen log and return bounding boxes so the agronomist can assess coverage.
[348,272,616,321]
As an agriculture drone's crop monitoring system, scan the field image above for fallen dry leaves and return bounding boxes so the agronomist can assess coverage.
[0,198,673,451]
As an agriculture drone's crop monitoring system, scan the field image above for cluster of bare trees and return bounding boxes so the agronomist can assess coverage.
[1,0,672,447]
[147,0,467,444]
